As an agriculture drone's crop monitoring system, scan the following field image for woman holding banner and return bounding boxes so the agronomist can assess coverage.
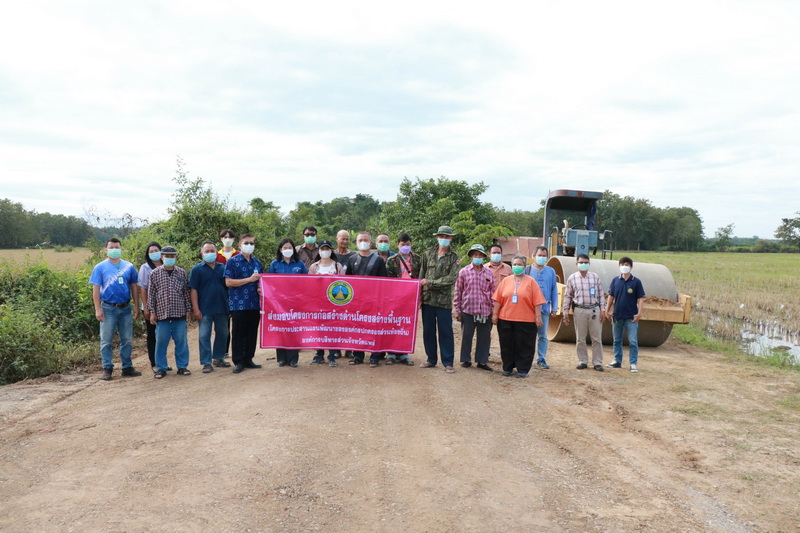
[268,239,308,367]
[308,240,344,366]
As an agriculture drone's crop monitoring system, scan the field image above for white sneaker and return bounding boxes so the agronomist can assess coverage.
[630,364,638,373]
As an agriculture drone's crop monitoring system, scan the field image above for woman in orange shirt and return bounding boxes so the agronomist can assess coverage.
[492,254,545,378]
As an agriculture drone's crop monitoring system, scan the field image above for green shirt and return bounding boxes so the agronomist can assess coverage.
[418,246,460,308]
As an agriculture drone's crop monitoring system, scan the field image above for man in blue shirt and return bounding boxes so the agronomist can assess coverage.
[606,256,646,372]
[89,237,141,381]
[189,242,230,373]
[224,233,264,374]
[525,246,559,369]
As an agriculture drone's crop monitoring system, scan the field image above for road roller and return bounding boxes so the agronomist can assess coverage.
[542,190,691,347]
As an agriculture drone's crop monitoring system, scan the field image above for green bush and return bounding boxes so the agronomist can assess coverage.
[0,305,63,384]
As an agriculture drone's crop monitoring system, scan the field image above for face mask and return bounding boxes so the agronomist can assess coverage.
[511,265,525,275]
[163,257,176,267]
[535,256,547,266]
[377,243,390,253]
[107,248,122,259]
[241,244,255,255]
[620,265,632,274]
[304,235,316,245]
[149,251,161,262]
[319,250,332,259]
[281,248,294,258]
[437,238,451,247]
[490,253,502,263]
[221,238,234,247]
[472,257,484,265]
[577,263,590,272]
[399,245,411,255]
[203,253,217,263]
[357,241,371,251]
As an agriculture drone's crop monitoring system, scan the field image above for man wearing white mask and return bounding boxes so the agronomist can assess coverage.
[605,256,645,372]
[525,246,559,369]
[345,232,387,366]
[224,234,264,374]
[562,254,606,371]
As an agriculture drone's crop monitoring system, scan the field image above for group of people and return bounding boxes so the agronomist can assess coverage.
[89,223,645,381]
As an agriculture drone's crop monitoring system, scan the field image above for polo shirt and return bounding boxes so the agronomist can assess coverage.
[89,259,138,304]
[492,275,546,323]
[188,261,228,315]
[608,274,645,320]
[268,259,308,274]
[224,254,264,311]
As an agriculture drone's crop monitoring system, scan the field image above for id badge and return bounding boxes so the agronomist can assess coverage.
[117,275,124,285]
[590,287,596,296]
[253,268,259,274]
[511,294,518,304]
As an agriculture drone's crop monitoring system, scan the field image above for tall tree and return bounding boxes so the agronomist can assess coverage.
[775,212,800,251]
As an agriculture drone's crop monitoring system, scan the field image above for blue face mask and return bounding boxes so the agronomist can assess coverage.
[577,262,590,271]
[163,257,177,267]
[472,257,484,265]
[377,243,390,253]
[203,252,217,263]
[107,248,122,260]
[437,238,451,247]
[149,251,161,262]
[535,256,547,266]
[490,253,502,263]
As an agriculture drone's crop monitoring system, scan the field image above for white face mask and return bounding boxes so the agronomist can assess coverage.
[281,248,294,258]
[241,244,255,255]
[319,250,332,259]
[357,241,371,251]
[221,238,234,247]
[620,265,632,274]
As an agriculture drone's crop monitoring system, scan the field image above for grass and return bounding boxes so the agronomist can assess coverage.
[0,248,93,271]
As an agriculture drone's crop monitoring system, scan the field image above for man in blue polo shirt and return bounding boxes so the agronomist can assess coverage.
[89,237,141,381]
[606,256,646,372]
[224,233,264,374]
[525,246,559,369]
[189,242,230,373]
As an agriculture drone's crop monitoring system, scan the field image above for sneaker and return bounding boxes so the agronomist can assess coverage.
[310,358,323,365]
[576,363,588,370]
[630,364,638,373]
[121,367,141,377]
[213,359,231,368]
[502,370,513,376]
[329,359,337,367]
[593,365,604,372]
[202,364,214,373]
[100,368,113,381]
[536,361,549,369]
[607,362,622,368]
[461,361,472,368]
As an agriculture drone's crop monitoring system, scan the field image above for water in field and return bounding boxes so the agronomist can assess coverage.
[740,320,800,364]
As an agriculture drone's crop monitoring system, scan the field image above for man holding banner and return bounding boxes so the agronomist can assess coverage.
[346,232,388,367]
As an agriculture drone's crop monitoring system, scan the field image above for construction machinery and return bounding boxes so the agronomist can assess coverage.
[543,189,691,347]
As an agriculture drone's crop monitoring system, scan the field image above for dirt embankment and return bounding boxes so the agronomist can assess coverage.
[1,323,798,532]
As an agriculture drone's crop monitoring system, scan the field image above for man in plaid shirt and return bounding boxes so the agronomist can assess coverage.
[453,244,496,371]
[562,254,606,371]
[148,246,193,379]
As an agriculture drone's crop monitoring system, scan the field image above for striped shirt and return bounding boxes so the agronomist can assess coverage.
[562,271,606,312]
[453,264,496,317]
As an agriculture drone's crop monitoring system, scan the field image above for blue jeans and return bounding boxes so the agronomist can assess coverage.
[99,303,133,369]
[612,318,639,365]
[421,304,454,367]
[155,319,190,371]
[198,313,229,365]
[537,312,550,363]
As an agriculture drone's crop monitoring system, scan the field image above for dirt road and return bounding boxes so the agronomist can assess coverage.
[1,323,798,532]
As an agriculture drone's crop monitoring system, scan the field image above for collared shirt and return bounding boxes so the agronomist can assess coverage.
[216,248,239,264]
[525,264,559,314]
[386,252,420,279]
[89,259,138,304]
[224,254,264,311]
[492,275,546,323]
[608,274,645,320]
[486,261,513,287]
[188,261,228,316]
[295,244,319,269]
[453,264,496,316]
[268,259,308,274]
[562,271,606,313]
[138,263,153,290]
[418,246,460,308]
[147,266,192,320]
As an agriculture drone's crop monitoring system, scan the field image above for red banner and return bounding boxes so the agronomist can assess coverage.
[259,275,420,352]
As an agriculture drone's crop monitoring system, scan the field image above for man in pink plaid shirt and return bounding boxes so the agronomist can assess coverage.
[453,244,496,371]
[562,254,607,371]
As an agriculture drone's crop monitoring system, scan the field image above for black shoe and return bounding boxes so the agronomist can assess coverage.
[461,361,472,368]
[576,363,588,370]
[100,368,113,381]
[166,367,173,372]
[277,362,286,367]
[607,362,622,368]
[289,363,298,368]
[476,363,492,371]
[594,365,604,372]
[232,364,245,374]
[202,364,214,373]
[310,358,324,365]
[121,367,141,377]
[213,359,231,368]
[243,362,262,369]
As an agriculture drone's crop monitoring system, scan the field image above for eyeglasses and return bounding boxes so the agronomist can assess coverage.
[304,233,316,237]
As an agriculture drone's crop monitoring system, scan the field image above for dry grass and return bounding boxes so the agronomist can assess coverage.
[0,248,93,272]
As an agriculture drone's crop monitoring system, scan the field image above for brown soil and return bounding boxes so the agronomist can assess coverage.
[643,296,681,308]
[1,322,798,532]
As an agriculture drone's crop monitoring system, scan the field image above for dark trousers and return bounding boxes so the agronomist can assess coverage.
[145,320,157,367]
[225,314,232,357]
[276,349,300,365]
[460,312,493,364]
[422,304,454,367]
[314,349,337,361]
[352,352,384,364]
[498,319,537,374]
[230,310,260,366]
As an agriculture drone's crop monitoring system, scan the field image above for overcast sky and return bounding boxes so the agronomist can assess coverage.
[1,1,798,238]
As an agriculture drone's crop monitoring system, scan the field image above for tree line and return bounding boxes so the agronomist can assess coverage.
[0,199,93,248]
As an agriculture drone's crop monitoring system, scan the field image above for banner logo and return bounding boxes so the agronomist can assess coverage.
[327,280,354,305]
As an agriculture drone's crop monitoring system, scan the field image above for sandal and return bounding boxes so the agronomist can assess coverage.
[154,370,167,379]
[349,359,363,365]
[369,362,379,368]
[177,368,191,376]
[445,366,456,374]
[400,359,415,366]
[419,362,436,368]
[384,359,395,365]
